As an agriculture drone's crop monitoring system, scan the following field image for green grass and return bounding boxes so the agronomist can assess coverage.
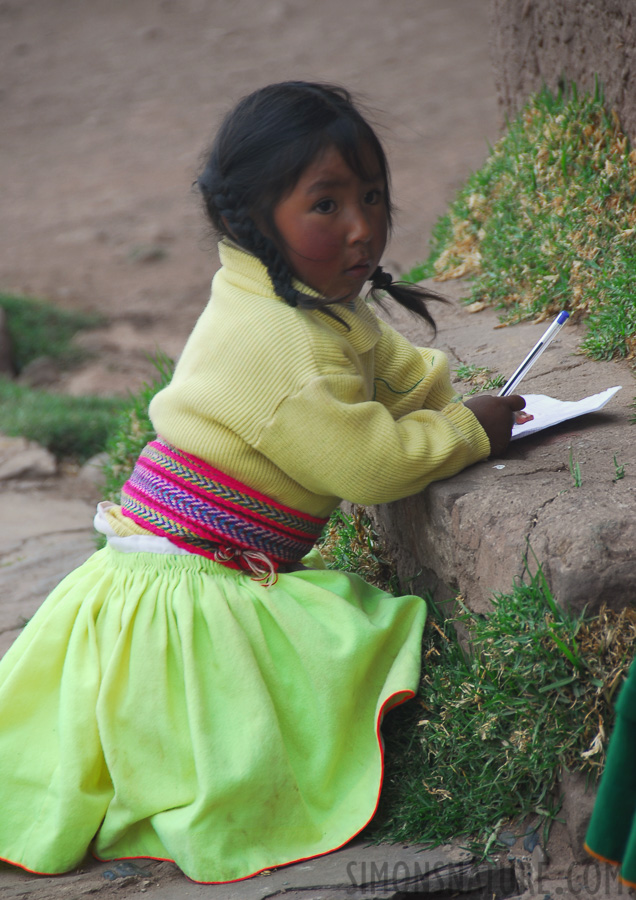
[318,506,400,595]
[0,377,125,462]
[454,363,505,395]
[568,446,583,487]
[0,292,117,461]
[613,454,626,481]
[405,83,636,367]
[370,567,636,851]
[0,292,102,373]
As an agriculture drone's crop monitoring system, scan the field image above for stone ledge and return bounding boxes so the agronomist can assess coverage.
[372,280,636,616]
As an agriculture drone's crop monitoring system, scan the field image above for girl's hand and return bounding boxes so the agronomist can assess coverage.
[463,394,526,456]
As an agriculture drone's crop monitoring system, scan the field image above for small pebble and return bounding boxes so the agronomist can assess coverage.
[523,829,541,852]
[498,830,517,847]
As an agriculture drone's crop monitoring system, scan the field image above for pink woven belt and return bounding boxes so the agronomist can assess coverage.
[120,438,328,582]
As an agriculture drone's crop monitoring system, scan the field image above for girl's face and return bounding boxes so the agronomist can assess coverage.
[272,144,388,303]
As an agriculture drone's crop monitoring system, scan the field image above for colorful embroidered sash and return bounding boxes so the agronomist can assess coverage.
[120,439,328,580]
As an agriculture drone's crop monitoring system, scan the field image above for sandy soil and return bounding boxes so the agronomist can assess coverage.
[0,0,500,396]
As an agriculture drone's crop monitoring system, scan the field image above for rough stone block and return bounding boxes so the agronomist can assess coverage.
[560,768,597,863]
[0,435,56,481]
[372,281,636,616]
[490,0,636,139]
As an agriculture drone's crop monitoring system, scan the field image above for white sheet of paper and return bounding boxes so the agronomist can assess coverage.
[511,385,623,441]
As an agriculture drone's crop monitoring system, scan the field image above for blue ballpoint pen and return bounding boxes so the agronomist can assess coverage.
[499,310,570,397]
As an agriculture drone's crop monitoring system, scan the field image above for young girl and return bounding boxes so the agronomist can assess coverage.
[0,81,524,884]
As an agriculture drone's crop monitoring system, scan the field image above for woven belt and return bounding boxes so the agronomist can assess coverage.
[120,438,328,583]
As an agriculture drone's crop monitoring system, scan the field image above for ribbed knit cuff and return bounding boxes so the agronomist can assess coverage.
[441,400,491,461]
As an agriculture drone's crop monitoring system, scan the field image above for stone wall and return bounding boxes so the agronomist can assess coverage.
[491,0,636,138]
[369,283,636,617]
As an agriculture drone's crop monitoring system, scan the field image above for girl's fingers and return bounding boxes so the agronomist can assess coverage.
[502,394,526,412]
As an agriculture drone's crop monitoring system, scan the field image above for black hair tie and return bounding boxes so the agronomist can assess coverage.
[371,266,393,290]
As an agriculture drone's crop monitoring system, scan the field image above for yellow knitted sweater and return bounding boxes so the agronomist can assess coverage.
[107,241,490,536]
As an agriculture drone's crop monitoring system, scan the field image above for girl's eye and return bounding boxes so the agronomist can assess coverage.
[314,199,336,214]
[364,189,383,205]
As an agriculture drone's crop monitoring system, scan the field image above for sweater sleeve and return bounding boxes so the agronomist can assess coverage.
[254,367,491,506]
[370,317,462,417]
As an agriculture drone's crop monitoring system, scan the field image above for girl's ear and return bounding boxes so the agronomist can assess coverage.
[221,216,237,240]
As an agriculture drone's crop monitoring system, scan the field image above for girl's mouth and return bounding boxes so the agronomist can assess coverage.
[345,261,371,278]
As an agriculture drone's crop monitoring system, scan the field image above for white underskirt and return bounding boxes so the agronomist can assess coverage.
[94,501,193,556]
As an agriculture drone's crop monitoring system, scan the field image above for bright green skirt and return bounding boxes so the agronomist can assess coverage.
[585,658,636,890]
[0,546,425,883]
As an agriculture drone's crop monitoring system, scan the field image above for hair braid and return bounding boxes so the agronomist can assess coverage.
[242,220,301,308]
[197,173,298,306]
[369,266,445,332]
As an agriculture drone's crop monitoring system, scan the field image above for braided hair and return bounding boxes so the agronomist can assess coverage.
[197,81,442,328]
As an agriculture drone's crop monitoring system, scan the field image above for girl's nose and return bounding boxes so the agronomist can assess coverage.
[346,205,373,244]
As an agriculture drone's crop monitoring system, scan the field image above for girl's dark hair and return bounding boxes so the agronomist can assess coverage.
[197,81,442,329]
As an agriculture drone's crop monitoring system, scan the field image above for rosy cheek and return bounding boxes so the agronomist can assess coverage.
[284,222,342,262]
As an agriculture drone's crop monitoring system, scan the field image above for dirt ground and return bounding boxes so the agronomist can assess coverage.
[0,0,500,395]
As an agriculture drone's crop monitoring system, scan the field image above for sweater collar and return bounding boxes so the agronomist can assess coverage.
[218,240,382,352]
